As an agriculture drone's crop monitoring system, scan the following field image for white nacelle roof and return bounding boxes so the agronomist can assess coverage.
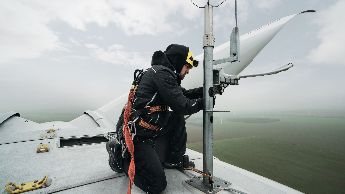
[0,112,302,194]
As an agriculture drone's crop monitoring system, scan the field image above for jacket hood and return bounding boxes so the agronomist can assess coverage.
[164,44,189,74]
[151,50,176,72]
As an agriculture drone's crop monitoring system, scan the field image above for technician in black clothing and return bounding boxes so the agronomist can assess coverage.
[107,44,203,194]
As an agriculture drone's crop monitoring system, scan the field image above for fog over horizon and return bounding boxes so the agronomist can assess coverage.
[1,0,345,121]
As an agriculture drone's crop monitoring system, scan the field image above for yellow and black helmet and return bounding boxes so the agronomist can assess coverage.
[186,49,199,68]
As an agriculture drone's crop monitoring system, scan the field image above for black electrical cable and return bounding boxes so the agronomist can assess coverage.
[190,0,228,8]
[190,0,205,8]
[212,0,227,7]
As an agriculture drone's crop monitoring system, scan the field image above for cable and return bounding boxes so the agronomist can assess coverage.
[235,0,238,27]
[190,0,228,8]
[190,0,205,8]
[212,0,227,7]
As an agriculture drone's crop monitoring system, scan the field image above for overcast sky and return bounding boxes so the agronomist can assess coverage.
[0,0,344,119]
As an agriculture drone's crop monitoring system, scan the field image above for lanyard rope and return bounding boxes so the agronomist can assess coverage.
[123,85,137,194]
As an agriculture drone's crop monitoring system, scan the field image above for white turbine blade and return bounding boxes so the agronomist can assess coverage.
[183,10,315,89]
[94,10,315,123]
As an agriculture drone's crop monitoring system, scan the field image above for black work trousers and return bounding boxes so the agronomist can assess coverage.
[123,113,187,194]
[165,113,187,163]
[123,139,167,194]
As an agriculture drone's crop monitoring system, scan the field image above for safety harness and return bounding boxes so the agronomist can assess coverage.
[122,69,168,194]
[123,84,136,194]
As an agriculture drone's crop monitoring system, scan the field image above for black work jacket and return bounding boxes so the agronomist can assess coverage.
[131,50,203,138]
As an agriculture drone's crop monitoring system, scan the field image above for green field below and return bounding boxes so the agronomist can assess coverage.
[186,113,345,194]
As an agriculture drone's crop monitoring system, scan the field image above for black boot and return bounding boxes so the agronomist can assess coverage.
[182,155,195,169]
[163,160,183,169]
[163,155,195,170]
[106,141,124,173]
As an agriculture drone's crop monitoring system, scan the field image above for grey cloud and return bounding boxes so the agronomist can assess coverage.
[252,0,283,10]
[308,0,345,65]
[0,1,59,63]
[85,43,151,68]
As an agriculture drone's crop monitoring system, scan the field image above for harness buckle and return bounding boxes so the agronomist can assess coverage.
[145,105,169,114]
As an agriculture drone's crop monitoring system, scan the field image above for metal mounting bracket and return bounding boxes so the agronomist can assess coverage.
[186,176,231,193]
[36,143,49,153]
[40,128,57,139]
[5,176,52,194]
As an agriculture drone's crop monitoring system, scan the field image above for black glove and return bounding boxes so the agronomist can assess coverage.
[209,85,223,97]
[213,84,223,95]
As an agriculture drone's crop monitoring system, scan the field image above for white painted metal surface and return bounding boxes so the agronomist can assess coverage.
[0,112,302,194]
[0,111,20,125]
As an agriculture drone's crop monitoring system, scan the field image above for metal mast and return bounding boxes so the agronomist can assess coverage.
[187,0,242,193]
[187,0,296,192]
[203,1,214,187]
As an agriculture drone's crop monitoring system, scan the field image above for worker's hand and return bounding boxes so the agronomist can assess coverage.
[214,84,223,95]
[210,85,223,96]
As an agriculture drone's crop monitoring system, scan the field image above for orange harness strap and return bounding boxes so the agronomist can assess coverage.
[123,88,168,193]
[123,86,136,194]
[146,105,168,114]
[138,119,160,131]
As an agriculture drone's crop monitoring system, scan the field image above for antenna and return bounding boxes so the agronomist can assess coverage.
[235,0,238,27]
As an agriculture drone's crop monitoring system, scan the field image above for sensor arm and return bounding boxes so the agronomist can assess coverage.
[239,63,293,79]
[213,63,293,95]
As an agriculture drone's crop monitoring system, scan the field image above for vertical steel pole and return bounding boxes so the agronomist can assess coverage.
[203,2,214,187]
